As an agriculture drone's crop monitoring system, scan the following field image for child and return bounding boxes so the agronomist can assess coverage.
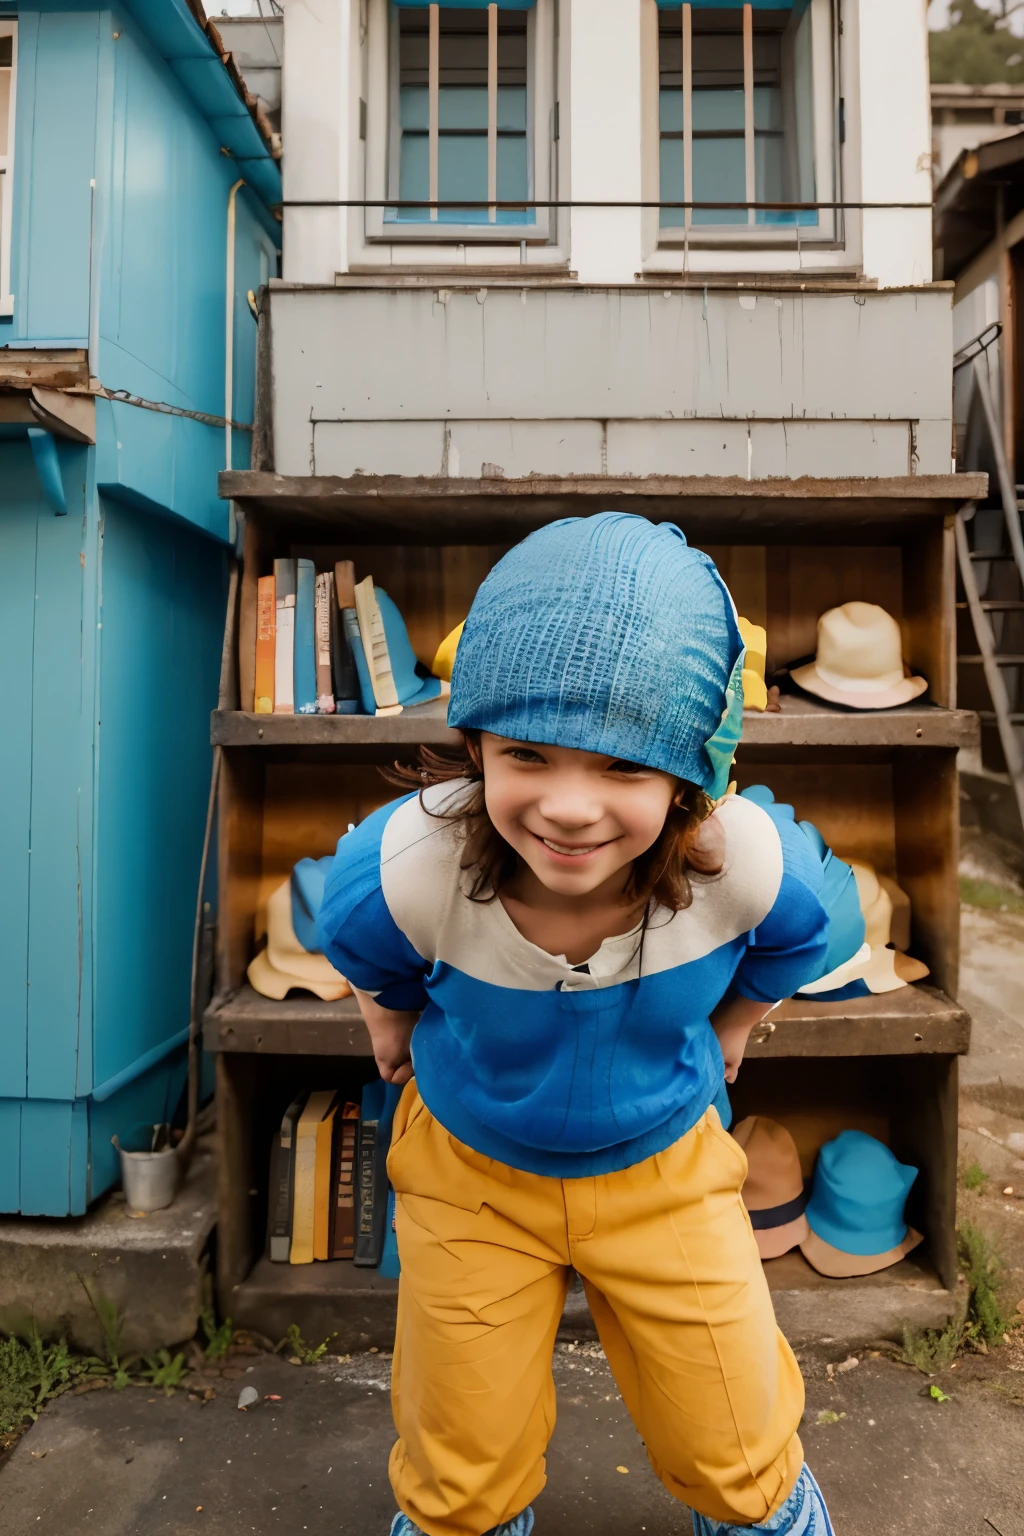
[319,514,844,1536]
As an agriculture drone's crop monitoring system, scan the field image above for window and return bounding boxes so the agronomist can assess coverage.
[656,0,835,241]
[0,22,16,315]
[365,0,554,243]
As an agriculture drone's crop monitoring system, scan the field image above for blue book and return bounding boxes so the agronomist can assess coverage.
[379,1188,401,1279]
[293,559,317,715]
[343,608,378,715]
[354,1080,404,1268]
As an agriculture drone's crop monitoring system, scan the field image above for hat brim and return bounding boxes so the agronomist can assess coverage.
[248,947,351,1002]
[753,1213,810,1261]
[799,1224,923,1277]
[859,946,930,995]
[789,664,928,711]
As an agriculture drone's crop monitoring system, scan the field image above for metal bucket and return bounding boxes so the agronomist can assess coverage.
[113,1126,180,1213]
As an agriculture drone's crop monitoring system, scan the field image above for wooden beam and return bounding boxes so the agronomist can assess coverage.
[429,2,439,222]
[488,2,498,223]
[743,2,755,226]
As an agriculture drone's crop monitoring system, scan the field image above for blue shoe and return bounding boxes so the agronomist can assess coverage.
[691,1465,834,1535]
[390,1508,534,1536]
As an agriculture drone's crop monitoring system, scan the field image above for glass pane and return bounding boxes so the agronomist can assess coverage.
[659,135,686,228]
[400,83,428,131]
[692,87,744,132]
[497,134,532,221]
[692,137,746,225]
[438,134,487,220]
[438,86,487,130]
[659,86,682,135]
[753,84,782,132]
[396,133,430,219]
[497,85,526,133]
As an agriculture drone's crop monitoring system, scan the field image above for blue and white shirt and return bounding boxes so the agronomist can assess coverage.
[318,782,836,1178]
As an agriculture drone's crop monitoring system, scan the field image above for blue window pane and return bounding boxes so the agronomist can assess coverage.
[659,136,686,226]
[659,87,683,134]
[497,133,528,204]
[497,85,527,132]
[438,132,488,220]
[394,133,430,220]
[400,84,429,130]
[753,84,782,131]
[692,136,745,224]
[438,85,488,130]
[692,87,744,131]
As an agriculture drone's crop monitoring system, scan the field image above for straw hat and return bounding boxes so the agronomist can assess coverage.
[791,602,927,710]
[248,878,351,1001]
[732,1116,810,1260]
[798,860,929,997]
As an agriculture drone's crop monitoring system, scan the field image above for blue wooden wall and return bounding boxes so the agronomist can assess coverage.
[0,2,278,1213]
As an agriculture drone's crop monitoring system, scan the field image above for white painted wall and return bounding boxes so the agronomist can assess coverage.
[279,0,935,289]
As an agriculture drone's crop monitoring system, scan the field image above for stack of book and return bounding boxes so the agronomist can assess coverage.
[254,558,444,718]
[265,1082,403,1270]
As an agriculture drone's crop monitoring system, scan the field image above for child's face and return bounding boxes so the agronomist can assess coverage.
[476,733,678,899]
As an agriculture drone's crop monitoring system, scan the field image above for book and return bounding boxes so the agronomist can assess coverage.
[290,1089,337,1265]
[294,558,318,716]
[379,1187,401,1279]
[354,1080,403,1268]
[343,608,378,716]
[334,559,356,610]
[314,572,337,714]
[331,564,361,715]
[273,558,297,715]
[313,1093,339,1261]
[254,574,276,715]
[265,1091,307,1262]
[328,1102,360,1259]
[354,576,402,714]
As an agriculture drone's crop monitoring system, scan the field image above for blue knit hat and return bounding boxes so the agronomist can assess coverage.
[448,513,744,793]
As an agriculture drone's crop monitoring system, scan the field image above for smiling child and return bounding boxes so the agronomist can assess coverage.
[318,513,840,1536]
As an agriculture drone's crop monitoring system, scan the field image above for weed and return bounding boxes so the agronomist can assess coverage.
[278,1323,336,1366]
[900,1316,962,1374]
[76,1275,133,1385]
[959,877,1024,914]
[199,1302,234,1362]
[959,1221,1010,1347]
[139,1349,188,1396]
[962,1161,989,1193]
[815,1409,845,1425]
[929,1384,952,1402]
[0,1328,104,1438]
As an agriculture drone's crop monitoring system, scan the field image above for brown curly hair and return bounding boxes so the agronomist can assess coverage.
[386,731,724,912]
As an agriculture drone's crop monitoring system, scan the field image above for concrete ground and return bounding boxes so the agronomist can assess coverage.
[3,874,1024,1536]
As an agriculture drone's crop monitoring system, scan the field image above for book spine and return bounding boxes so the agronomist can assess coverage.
[290,1125,317,1265]
[354,576,400,710]
[330,1106,359,1259]
[273,559,296,715]
[343,608,377,716]
[331,580,360,714]
[315,573,337,714]
[294,559,318,716]
[354,1115,383,1267]
[378,1187,401,1280]
[266,1135,291,1262]
[254,575,276,715]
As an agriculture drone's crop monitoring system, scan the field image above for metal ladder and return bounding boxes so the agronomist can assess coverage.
[955,356,1024,835]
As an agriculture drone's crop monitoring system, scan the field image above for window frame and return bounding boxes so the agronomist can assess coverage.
[364,0,556,245]
[648,0,841,252]
[0,19,17,316]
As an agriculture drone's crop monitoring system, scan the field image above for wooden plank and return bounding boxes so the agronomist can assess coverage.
[894,1055,959,1292]
[743,1,755,226]
[207,983,967,1059]
[428,2,439,221]
[219,472,988,546]
[216,1053,259,1312]
[487,2,497,223]
[211,700,979,751]
[892,749,960,997]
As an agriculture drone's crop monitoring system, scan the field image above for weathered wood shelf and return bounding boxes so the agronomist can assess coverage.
[211,698,979,751]
[205,982,969,1058]
[221,470,986,543]
[230,1248,955,1354]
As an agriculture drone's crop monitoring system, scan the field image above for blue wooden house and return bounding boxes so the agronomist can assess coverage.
[0,0,280,1215]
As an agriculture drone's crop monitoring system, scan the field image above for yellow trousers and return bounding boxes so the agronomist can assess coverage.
[387,1085,805,1536]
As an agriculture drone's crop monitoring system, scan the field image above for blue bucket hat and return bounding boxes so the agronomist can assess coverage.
[448,513,745,794]
[800,1130,922,1277]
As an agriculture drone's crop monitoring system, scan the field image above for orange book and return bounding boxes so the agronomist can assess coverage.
[313,1095,339,1261]
[254,574,276,714]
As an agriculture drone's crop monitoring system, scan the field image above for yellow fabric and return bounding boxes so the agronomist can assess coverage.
[432,621,465,683]
[386,1086,805,1536]
[738,617,768,712]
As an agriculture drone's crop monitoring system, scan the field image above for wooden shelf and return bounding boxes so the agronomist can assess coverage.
[206,982,968,1058]
[205,987,368,1055]
[230,1248,955,1353]
[220,470,986,543]
[211,697,979,751]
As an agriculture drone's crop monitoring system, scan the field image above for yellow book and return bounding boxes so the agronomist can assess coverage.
[313,1097,339,1261]
[354,575,401,713]
[254,575,276,714]
[290,1090,337,1265]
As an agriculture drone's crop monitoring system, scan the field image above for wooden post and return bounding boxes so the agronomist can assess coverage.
[682,3,693,229]
[429,2,439,221]
[488,2,498,223]
[743,1,755,226]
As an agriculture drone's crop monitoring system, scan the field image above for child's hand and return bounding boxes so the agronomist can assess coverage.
[710,997,776,1084]
[352,990,419,1086]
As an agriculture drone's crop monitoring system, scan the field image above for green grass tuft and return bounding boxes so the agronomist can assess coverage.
[959,877,1024,914]
[962,1160,989,1192]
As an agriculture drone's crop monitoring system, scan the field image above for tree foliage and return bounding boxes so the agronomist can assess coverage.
[931,0,1024,84]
